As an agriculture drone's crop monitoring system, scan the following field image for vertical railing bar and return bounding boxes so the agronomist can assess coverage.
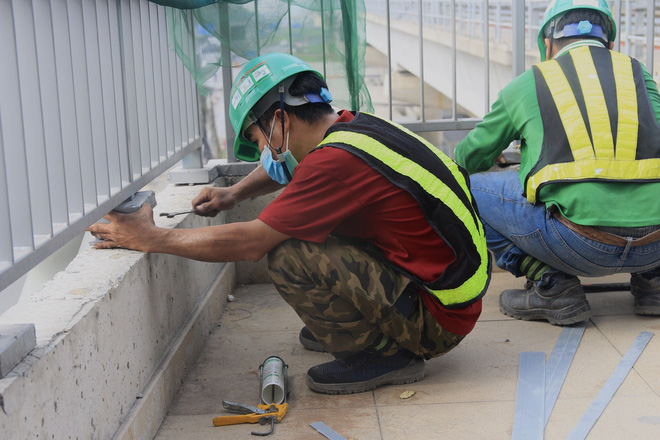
[127,1,143,176]
[85,0,105,203]
[15,0,34,242]
[166,8,179,155]
[44,0,72,226]
[646,0,656,76]
[613,0,621,53]
[152,5,167,161]
[451,0,457,119]
[48,0,70,224]
[190,10,200,149]
[255,0,260,56]
[74,0,101,210]
[177,12,187,149]
[116,0,133,182]
[19,0,52,239]
[321,0,327,78]
[386,0,392,120]
[418,0,425,121]
[159,7,175,158]
[3,0,33,252]
[32,0,59,233]
[511,0,525,77]
[157,5,168,159]
[53,0,85,218]
[96,0,115,194]
[122,0,143,181]
[89,0,113,200]
[172,11,183,151]
[183,11,193,146]
[137,0,154,170]
[180,12,189,147]
[104,0,127,189]
[153,5,170,158]
[188,11,196,145]
[30,0,50,233]
[146,1,159,164]
[219,1,235,162]
[288,0,293,55]
[179,11,188,148]
[526,0,532,50]
[149,2,164,164]
[483,0,490,115]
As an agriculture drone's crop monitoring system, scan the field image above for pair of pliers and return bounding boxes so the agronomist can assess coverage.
[212,400,289,436]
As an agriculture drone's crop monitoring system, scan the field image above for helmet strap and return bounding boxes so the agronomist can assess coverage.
[277,85,286,156]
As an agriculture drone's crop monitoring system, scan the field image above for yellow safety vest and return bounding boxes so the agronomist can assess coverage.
[526,45,660,203]
[318,112,490,308]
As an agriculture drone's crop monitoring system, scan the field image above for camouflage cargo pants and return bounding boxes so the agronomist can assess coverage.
[268,236,465,359]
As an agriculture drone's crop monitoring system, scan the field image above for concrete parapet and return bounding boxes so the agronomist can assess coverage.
[0,170,277,440]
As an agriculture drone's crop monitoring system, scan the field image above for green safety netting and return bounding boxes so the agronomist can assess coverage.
[150,0,373,112]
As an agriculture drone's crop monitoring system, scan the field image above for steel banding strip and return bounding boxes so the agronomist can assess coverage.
[566,331,653,440]
[310,422,347,440]
[545,322,587,425]
[512,351,546,440]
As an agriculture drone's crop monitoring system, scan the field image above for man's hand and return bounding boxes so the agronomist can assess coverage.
[87,204,159,251]
[192,187,237,217]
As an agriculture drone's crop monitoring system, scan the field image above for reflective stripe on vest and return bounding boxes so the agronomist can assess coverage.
[321,113,490,307]
[526,46,660,202]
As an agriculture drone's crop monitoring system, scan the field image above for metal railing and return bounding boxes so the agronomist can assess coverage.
[0,0,201,292]
[364,0,660,132]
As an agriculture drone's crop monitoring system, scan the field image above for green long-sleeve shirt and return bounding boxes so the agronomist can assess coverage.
[455,40,660,227]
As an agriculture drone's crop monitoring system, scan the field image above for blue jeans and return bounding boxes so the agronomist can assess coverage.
[469,170,660,278]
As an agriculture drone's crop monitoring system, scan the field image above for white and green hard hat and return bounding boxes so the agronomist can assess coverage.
[228,52,327,162]
[537,0,616,61]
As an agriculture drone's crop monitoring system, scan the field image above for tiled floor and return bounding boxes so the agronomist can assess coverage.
[154,271,660,439]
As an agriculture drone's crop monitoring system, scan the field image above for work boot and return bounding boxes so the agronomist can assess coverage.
[299,326,326,352]
[306,349,425,394]
[499,271,591,326]
[631,273,660,315]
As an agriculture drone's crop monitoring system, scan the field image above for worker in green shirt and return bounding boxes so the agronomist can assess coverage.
[454,0,660,325]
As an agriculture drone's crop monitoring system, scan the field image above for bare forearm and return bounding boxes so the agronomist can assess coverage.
[89,206,290,261]
[146,222,271,263]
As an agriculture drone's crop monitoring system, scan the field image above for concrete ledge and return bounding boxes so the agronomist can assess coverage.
[0,183,233,439]
[0,167,279,439]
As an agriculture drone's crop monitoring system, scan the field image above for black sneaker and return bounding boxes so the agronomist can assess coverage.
[499,271,591,326]
[306,349,425,395]
[299,326,326,352]
[631,273,660,315]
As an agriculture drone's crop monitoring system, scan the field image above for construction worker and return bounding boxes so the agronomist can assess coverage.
[454,0,660,326]
[88,52,490,394]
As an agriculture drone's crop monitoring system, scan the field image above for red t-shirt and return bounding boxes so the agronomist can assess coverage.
[258,112,481,335]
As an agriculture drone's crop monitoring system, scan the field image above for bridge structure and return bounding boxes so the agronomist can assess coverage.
[364,0,660,129]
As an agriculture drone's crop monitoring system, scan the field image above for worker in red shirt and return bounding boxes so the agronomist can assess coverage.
[89,52,490,394]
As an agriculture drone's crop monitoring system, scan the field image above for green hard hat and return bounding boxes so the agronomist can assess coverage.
[537,0,616,61]
[229,52,323,162]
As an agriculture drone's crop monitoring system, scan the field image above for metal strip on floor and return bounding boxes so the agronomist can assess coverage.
[544,322,587,425]
[310,421,347,440]
[512,351,546,440]
[566,331,654,440]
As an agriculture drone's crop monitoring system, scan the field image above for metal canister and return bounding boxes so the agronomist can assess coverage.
[259,356,288,405]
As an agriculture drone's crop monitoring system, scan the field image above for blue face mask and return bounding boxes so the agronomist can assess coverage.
[261,148,297,184]
[259,118,298,184]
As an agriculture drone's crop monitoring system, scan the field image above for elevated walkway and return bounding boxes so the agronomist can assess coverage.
[154,271,660,439]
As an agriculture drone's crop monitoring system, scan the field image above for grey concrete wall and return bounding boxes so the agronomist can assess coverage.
[0,174,277,440]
